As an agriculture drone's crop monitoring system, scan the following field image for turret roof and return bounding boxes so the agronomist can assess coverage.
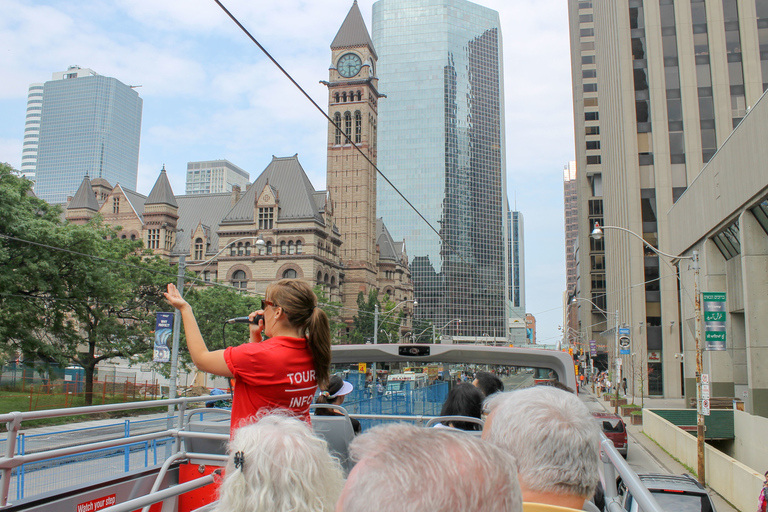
[331,1,377,60]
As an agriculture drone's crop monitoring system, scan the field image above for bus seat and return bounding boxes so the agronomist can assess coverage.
[311,405,356,473]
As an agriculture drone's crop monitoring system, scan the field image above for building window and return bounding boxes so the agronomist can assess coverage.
[296,241,302,254]
[344,111,352,141]
[586,155,602,164]
[286,241,294,254]
[112,197,119,214]
[266,241,273,255]
[317,271,322,282]
[283,269,298,279]
[584,83,598,92]
[230,244,237,256]
[585,111,599,121]
[586,140,601,150]
[231,270,247,290]
[244,242,251,256]
[147,229,160,250]
[585,126,600,135]
[280,241,287,255]
[258,207,274,230]
[354,111,362,143]
[334,112,342,145]
[194,238,204,260]
[237,242,244,256]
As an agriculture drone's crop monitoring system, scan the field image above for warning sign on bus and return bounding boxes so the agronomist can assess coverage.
[76,494,116,512]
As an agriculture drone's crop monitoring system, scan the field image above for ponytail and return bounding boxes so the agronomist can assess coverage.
[307,307,331,389]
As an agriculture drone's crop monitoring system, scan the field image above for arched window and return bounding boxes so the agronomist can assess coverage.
[357,91,362,101]
[334,112,342,145]
[334,92,339,103]
[230,244,237,256]
[342,92,347,102]
[280,241,287,255]
[246,242,252,256]
[194,238,204,260]
[130,234,136,240]
[237,242,243,256]
[324,273,329,283]
[317,271,323,282]
[232,270,247,290]
[121,234,127,239]
[288,241,295,255]
[330,276,336,287]
[296,241,302,254]
[283,269,298,279]
[354,111,362,143]
[344,111,352,141]
[266,241,273,255]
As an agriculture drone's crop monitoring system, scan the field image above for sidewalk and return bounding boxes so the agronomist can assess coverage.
[588,389,739,512]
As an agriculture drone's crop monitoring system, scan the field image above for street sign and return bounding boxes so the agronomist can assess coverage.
[701,373,709,384]
[618,327,630,336]
[619,335,630,355]
[703,292,727,350]
[701,383,710,399]
[702,398,711,416]
[589,340,597,358]
[358,363,367,374]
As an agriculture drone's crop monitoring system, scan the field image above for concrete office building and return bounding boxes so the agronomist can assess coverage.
[185,160,250,195]
[669,90,768,417]
[373,0,509,338]
[568,0,768,397]
[508,210,528,344]
[564,161,579,295]
[20,83,44,181]
[32,65,142,204]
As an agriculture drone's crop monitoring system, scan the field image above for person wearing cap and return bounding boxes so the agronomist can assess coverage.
[314,375,361,434]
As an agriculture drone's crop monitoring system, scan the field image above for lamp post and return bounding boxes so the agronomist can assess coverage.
[592,223,704,484]
[372,299,417,397]
[572,296,619,411]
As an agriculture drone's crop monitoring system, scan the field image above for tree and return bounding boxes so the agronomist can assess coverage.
[313,286,347,344]
[0,163,172,404]
[350,289,379,344]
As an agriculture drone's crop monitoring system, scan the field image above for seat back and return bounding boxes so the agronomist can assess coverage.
[311,404,356,473]
[186,409,231,460]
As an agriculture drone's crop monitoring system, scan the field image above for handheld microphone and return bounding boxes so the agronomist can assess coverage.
[226,314,263,325]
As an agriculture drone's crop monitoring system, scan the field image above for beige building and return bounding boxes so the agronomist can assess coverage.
[569,0,768,398]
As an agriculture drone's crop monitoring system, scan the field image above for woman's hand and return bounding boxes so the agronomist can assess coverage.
[249,309,265,342]
[163,283,190,311]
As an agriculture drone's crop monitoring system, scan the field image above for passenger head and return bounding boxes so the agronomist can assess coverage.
[336,423,522,512]
[482,386,600,506]
[439,383,484,430]
[315,375,354,412]
[265,279,331,388]
[215,412,344,512]
[472,371,504,397]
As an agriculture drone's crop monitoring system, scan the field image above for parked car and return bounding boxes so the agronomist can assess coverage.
[592,411,628,457]
[618,473,717,512]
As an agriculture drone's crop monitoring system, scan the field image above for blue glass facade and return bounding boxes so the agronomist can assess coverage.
[34,75,142,204]
[373,0,509,338]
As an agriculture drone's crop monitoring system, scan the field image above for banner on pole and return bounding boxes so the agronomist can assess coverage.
[589,340,597,358]
[703,292,726,351]
[154,312,173,362]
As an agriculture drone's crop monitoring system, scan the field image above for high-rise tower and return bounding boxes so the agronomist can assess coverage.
[373,0,509,338]
[324,2,386,323]
[32,66,142,204]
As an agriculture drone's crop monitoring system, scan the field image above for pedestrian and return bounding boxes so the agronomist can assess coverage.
[758,470,768,512]
[579,374,585,390]
[622,377,628,396]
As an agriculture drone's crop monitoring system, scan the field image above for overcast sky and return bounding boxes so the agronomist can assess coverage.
[0,0,575,345]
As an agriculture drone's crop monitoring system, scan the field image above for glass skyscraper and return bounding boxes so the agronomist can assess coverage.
[33,66,142,204]
[373,0,509,338]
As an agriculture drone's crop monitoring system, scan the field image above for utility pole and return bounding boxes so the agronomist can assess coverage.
[168,255,185,420]
[371,304,379,398]
[614,310,620,414]
[693,250,705,485]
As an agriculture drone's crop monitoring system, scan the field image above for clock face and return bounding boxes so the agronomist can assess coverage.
[338,53,362,78]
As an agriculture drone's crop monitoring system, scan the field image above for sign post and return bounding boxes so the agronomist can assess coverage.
[703,293,726,351]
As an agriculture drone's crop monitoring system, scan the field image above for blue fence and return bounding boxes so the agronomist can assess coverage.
[4,416,174,501]
[342,381,449,430]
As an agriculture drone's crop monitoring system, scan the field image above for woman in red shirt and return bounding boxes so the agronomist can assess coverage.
[164,279,331,433]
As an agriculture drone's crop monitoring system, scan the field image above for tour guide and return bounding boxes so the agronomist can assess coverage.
[163,279,332,434]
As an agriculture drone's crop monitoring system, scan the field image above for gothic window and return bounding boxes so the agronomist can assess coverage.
[147,229,160,249]
[130,234,136,241]
[280,241,287,255]
[317,271,322,282]
[354,111,362,143]
[283,269,298,279]
[334,112,342,145]
[330,276,335,286]
[357,91,362,101]
[112,197,119,214]
[258,207,274,230]
[344,111,352,141]
[342,92,347,102]
[288,241,295,255]
[324,273,329,283]
[194,238,203,260]
[231,270,247,290]
[334,92,339,103]
[244,242,251,256]
[296,241,302,254]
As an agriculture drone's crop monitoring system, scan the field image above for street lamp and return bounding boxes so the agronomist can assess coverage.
[371,299,417,396]
[591,222,704,484]
[572,296,619,410]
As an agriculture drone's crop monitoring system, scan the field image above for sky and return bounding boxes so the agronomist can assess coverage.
[0,0,575,345]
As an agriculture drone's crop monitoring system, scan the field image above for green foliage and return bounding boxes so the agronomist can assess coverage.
[350,290,378,344]
[349,290,408,344]
[313,286,347,344]
[0,163,172,404]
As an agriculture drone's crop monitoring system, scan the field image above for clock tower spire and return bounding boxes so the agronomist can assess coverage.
[324,2,384,327]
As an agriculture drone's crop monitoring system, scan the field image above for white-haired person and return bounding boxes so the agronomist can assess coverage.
[482,386,601,512]
[214,412,344,512]
[336,423,522,512]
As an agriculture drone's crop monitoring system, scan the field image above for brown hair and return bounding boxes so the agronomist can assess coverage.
[265,279,331,389]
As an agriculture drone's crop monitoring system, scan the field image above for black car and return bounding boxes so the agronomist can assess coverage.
[618,474,716,512]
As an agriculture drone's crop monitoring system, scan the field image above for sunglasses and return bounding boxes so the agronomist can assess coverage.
[263,300,276,309]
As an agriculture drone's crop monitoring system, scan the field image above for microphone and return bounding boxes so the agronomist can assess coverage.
[226,314,263,324]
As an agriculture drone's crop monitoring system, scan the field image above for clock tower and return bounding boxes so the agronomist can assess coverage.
[324,1,385,326]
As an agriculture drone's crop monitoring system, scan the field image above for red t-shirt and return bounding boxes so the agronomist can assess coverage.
[223,336,317,433]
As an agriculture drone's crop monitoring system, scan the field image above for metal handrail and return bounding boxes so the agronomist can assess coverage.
[600,435,664,512]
